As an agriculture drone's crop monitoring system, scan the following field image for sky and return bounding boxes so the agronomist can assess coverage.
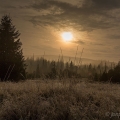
[0,0,120,62]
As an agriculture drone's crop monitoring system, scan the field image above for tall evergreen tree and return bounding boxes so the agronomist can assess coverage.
[0,15,26,81]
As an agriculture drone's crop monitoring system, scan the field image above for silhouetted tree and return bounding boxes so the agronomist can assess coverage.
[47,61,57,79]
[107,61,120,83]
[100,61,120,83]
[36,64,40,78]
[88,63,92,71]
[94,73,99,81]
[0,15,26,81]
[100,72,108,82]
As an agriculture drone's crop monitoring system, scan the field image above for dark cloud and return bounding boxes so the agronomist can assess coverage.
[114,46,120,50]
[73,40,85,44]
[107,34,120,39]
[32,45,55,50]
[26,0,120,31]
[82,0,120,10]
[90,42,105,46]
[0,5,17,9]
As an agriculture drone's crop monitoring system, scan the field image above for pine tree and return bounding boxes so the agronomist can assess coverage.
[0,15,26,81]
[36,64,40,78]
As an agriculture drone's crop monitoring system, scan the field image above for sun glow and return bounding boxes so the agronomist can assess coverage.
[61,32,73,42]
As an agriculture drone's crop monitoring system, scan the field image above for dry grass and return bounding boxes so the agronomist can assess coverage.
[0,79,120,120]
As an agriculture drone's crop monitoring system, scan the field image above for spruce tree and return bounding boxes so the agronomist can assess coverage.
[0,15,26,81]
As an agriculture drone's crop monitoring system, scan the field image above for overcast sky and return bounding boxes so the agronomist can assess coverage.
[1,0,120,62]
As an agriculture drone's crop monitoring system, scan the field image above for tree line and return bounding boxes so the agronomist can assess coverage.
[26,56,117,82]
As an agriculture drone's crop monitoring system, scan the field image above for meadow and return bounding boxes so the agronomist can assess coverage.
[0,79,120,120]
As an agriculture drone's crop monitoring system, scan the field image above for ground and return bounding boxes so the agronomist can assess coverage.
[0,79,120,120]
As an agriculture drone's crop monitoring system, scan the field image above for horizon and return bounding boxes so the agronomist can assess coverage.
[25,54,117,64]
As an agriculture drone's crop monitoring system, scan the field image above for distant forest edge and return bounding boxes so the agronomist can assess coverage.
[25,55,120,83]
[25,55,116,65]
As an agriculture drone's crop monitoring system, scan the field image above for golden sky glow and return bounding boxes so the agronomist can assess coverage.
[1,0,120,61]
[61,32,73,42]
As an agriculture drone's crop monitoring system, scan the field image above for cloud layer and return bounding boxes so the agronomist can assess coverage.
[26,0,120,31]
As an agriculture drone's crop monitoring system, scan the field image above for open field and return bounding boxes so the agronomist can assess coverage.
[0,79,120,120]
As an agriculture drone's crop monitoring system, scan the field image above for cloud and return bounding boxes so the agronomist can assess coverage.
[26,0,120,31]
[1,5,17,9]
[114,45,120,50]
[73,40,85,44]
[82,0,120,10]
[1,0,120,31]
[90,42,105,46]
[107,34,120,39]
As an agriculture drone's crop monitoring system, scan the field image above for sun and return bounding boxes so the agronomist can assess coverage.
[61,32,73,42]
